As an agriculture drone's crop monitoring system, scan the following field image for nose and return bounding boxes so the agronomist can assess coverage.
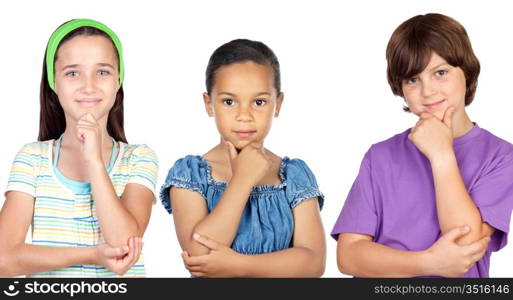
[81,74,96,94]
[421,79,437,98]
[236,104,253,122]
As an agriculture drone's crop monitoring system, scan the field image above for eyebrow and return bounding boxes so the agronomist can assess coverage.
[97,63,115,69]
[61,64,79,71]
[427,63,451,72]
[61,63,115,71]
[217,92,271,97]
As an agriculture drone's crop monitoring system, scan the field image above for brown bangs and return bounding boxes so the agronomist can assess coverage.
[386,14,480,111]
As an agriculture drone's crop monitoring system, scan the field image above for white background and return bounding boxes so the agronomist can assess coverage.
[1,0,512,277]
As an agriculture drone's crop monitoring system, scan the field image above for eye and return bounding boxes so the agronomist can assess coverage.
[405,77,418,85]
[435,70,447,77]
[66,71,78,77]
[98,70,110,76]
[222,98,235,106]
[254,99,267,106]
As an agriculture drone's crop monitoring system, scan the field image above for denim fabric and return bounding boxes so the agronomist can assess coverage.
[160,155,324,255]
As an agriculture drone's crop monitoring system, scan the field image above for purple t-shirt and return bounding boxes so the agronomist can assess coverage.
[331,124,513,277]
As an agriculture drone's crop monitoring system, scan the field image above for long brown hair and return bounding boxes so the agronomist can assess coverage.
[38,26,127,142]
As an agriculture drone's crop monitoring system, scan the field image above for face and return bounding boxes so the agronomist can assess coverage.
[54,35,120,123]
[401,52,467,120]
[204,61,283,149]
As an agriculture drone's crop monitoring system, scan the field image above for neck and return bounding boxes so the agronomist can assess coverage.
[452,110,474,138]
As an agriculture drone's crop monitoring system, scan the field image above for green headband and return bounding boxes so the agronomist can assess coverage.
[45,19,124,91]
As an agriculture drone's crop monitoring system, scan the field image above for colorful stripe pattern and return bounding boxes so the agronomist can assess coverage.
[6,140,158,277]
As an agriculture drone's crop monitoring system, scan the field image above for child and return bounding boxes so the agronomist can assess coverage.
[160,39,325,277]
[0,19,158,277]
[331,13,513,277]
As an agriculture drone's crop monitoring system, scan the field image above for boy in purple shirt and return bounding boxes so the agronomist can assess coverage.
[331,13,513,277]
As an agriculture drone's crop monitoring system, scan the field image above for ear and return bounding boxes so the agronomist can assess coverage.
[274,92,284,117]
[203,92,214,117]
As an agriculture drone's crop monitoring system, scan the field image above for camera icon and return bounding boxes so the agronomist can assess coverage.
[3,281,20,297]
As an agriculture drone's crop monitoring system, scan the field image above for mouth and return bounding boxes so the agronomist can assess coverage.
[75,99,102,107]
[423,99,446,109]
[233,130,256,138]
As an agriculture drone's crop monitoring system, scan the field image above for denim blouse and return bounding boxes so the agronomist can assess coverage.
[160,155,324,255]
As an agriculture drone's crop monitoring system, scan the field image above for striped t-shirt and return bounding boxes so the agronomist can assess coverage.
[5,140,158,277]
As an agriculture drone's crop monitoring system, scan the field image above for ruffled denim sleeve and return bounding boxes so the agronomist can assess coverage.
[159,155,207,214]
[284,158,324,209]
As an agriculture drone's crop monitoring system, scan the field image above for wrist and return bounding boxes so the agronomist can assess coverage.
[229,175,256,190]
[418,249,435,276]
[86,246,99,265]
[235,253,250,277]
[429,150,456,168]
[87,158,106,173]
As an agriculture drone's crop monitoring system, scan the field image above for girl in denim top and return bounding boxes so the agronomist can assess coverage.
[160,39,326,277]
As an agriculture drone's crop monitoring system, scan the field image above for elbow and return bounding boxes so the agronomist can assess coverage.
[105,225,141,248]
[0,250,16,277]
[307,255,325,278]
[337,254,351,276]
[181,237,210,257]
[454,223,493,246]
[337,243,357,276]
[312,262,325,277]
[304,248,325,277]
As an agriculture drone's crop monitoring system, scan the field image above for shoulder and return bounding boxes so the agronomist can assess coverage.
[164,155,208,184]
[160,155,208,213]
[282,157,324,209]
[13,141,52,163]
[360,129,413,167]
[369,129,411,155]
[282,157,320,190]
[475,127,513,156]
[18,141,51,155]
[121,143,157,159]
[283,157,316,181]
[120,143,158,167]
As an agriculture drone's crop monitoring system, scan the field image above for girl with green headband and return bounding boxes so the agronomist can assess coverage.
[0,19,158,277]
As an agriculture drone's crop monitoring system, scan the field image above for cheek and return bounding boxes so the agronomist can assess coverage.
[213,112,232,131]
[101,80,119,97]
[255,111,274,133]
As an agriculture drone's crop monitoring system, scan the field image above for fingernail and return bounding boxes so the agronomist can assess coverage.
[193,233,200,240]
[123,246,129,251]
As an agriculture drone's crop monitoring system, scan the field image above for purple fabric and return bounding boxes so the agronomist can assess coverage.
[331,124,513,277]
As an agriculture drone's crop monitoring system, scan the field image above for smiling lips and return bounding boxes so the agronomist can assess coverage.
[424,99,446,109]
[233,130,256,138]
[76,99,101,107]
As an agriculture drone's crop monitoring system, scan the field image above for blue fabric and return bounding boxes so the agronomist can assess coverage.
[160,155,324,255]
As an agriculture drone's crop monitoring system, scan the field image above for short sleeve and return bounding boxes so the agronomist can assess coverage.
[127,145,159,201]
[159,155,207,214]
[5,143,37,197]
[469,153,513,252]
[284,158,324,209]
[330,149,378,240]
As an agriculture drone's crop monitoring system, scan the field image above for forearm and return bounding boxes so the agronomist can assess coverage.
[431,153,486,244]
[191,177,253,251]
[0,244,95,277]
[236,247,325,278]
[89,162,139,247]
[338,239,429,277]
